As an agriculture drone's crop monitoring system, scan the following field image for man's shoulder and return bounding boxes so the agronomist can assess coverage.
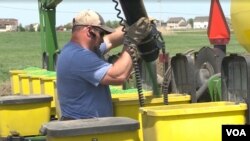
[64,41,80,49]
[61,42,84,53]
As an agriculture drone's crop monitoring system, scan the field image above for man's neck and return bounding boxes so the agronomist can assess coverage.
[71,36,90,50]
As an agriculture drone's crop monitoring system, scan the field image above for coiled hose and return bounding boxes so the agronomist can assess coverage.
[112,0,126,32]
[127,46,145,107]
[112,0,145,107]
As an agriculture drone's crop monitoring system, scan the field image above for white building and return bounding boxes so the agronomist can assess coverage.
[166,17,190,29]
[193,16,209,29]
[25,23,40,31]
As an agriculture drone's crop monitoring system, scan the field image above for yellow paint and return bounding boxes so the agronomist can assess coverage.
[231,0,250,52]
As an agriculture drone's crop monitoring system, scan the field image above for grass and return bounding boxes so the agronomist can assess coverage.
[0,32,71,84]
[163,31,246,56]
[0,30,247,86]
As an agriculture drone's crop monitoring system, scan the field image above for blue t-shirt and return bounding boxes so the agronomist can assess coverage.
[56,41,113,119]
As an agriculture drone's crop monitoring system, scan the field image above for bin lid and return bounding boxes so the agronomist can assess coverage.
[29,71,56,79]
[139,101,247,117]
[9,67,44,74]
[40,117,139,137]
[9,70,26,74]
[18,74,29,78]
[28,71,48,76]
[112,91,152,99]
[0,94,52,105]
[112,94,190,105]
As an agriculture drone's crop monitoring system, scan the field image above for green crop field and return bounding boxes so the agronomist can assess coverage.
[0,30,247,86]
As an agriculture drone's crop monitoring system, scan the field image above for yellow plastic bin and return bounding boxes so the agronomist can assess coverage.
[29,71,52,95]
[9,70,26,94]
[9,67,45,94]
[140,101,247,141]
[29,75,43,94]
[13,68,47,95]
[41,75,56,117]
[0,94,52,138]
[112,93,190,141]
[18,74,31,95]
[40,117,140,141]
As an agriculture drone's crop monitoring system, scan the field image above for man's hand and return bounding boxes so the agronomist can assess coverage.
[124,17,152,47]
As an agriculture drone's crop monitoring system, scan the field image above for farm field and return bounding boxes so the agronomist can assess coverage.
[0,30,247,86]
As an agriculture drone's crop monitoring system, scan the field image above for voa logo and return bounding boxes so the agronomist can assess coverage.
[226,129,246,136]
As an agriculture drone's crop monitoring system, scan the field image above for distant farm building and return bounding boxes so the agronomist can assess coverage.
[166,17,191,29]
[25,23,40,32]
[193,16,209,29]
[0,18,18,32]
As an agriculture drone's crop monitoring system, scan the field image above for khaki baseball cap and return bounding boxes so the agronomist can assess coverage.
[73,9,114,34]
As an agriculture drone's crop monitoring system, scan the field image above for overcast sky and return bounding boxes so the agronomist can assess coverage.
[0,0,230,26]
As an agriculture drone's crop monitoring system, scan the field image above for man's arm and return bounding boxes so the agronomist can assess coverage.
[101,48,133,85]
[103,26,125,53]
[100,17,152,85]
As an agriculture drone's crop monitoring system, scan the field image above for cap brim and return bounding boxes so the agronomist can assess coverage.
[99,25,115,34]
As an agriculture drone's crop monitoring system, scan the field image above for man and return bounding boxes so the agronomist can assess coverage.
[56,9,152,120]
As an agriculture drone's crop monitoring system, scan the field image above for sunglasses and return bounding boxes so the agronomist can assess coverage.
[92,27,106,38]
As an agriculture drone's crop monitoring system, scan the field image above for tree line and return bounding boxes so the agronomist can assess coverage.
[17,20,120,32]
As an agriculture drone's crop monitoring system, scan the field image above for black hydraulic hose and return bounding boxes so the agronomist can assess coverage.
[112,0,145,107]
[162,66,171,105]
[127,46,145,107]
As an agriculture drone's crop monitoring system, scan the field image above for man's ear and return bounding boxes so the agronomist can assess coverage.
[89,31,96,39]
[86,27,96,39]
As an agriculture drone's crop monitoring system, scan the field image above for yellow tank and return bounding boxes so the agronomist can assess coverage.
[0,95,52,137]
[231,0,250,52]
[140,101,247,141]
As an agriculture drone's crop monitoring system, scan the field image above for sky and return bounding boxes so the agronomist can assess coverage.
[0,0,230,26]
